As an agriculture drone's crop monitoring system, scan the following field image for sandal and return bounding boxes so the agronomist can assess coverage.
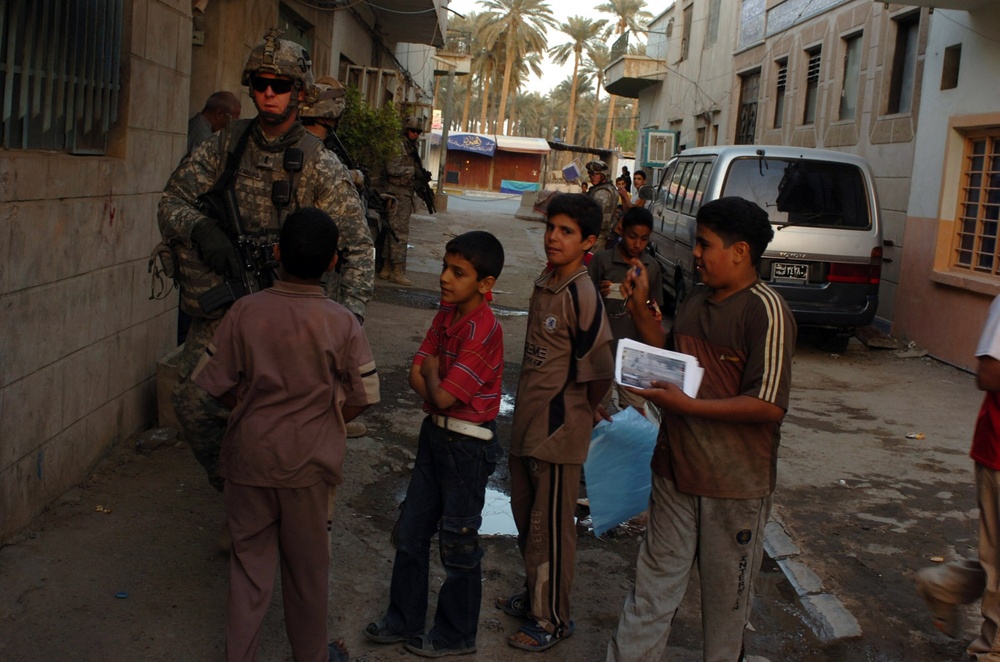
[327,639,349,662]
[494,592,529,619]
[404,633,477,658]
[363,618,408,644]
[507,620,574,652]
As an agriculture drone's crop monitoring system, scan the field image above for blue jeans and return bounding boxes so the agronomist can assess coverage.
[383,416,502,648]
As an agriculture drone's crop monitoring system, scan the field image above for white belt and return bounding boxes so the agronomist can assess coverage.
[431,415,494,441]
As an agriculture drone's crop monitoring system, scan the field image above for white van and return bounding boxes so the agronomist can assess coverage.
[645,145,883,350]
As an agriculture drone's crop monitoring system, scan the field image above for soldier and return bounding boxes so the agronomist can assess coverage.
[299,78,389,440]
[586,159,619,248]
[377,116,427,286]
[158,29,374,490]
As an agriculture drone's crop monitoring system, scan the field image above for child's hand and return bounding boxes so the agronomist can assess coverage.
[599,279,612,297]
[628,380,688,413]
[622,261,648,302]
[593,403,612,426]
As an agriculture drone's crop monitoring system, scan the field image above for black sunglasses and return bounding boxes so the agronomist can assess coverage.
[250,76,294,95]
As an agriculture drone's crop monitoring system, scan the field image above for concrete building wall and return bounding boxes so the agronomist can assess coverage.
[729,1,929,328]
[893,6,1000,369]
[0,0,188,541]
[638,1,741,160]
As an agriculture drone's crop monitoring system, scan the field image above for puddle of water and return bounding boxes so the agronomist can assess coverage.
[480,486,518,537]
[498,393,515,417]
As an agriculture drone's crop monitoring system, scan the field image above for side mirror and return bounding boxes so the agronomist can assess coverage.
[638,184,655,201]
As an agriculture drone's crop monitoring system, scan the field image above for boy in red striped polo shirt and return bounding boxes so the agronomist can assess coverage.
[365,231,505,658]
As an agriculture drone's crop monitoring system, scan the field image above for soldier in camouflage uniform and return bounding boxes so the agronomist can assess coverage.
[158,29,374,490]
[377,116,425,286]
[586,159,619,247]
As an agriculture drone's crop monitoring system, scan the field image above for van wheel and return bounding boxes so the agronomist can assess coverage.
[815,329,852,353]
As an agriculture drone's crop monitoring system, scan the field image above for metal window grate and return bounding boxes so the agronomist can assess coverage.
[806,52,821,83]
[776,62,787,91]
[0,0,122,153]
[954,135,1000,275]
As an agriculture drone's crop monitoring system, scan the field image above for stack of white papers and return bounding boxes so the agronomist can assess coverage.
[614,338,704,398]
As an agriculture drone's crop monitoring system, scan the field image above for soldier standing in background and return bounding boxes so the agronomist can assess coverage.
[587,159,619,248]
[158,29,373,491]
[377,116,426,287]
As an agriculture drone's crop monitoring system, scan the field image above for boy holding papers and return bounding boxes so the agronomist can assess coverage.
[606,196,796,661]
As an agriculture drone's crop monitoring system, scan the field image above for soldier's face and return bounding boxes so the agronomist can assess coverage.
[250,73,297,115]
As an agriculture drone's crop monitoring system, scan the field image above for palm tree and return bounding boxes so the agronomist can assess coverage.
[549,16,606,147]
[596,0,653,145]
[582,43,612,147]
[508,53,543,134]
[480,0,555,135]
[596,0,653,39]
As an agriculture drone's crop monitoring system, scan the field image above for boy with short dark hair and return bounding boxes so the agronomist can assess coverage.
[192,207,380,662]
[499,193,614,652]
[588,206,664,416]
[607,196,796,661]
[365,230,506,658]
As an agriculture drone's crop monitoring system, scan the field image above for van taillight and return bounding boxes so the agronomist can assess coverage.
[827,247,882,285]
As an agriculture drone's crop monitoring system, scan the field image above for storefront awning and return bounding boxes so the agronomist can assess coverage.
[494,135,551,154]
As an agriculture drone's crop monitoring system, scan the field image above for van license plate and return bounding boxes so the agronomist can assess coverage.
[772,263,808,281]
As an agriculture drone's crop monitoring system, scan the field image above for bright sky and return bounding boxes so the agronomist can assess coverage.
[445,0,622,95]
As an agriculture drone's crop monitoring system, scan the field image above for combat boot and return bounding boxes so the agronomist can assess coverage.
[378,264,391,280]
[389,266,412,286]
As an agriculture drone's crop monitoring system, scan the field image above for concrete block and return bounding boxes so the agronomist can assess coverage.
[145,1,180,70]
[777,558,825,596]
[9,155,49,201]
[0,362,64,473]
[128,59,160,133]
[156,344,184,430]
[61,338,112,429]
[800,593,862,642]
[764,520,800,559]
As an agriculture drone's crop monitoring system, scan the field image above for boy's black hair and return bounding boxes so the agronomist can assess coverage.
[279,207,340,279]
[546,193,602,240]
[444,230,505,280]
[634,169,647,180]
[696,196,774,264]
[621,206,653,231]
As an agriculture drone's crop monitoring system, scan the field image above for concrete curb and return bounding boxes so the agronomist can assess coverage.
[765,517,863,642]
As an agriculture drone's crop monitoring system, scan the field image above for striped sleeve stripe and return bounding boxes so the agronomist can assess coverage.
[750,284,787,403]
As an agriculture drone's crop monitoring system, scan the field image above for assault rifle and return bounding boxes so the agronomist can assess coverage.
[195,186,279,314]
[414,167,436,214]
[324,132,399,245]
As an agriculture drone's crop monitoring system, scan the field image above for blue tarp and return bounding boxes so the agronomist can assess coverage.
[499,180,540,194]
[583,407,658,537]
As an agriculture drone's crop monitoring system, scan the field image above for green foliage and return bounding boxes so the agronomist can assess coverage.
[614,128,637,154]
[338,86,402,176]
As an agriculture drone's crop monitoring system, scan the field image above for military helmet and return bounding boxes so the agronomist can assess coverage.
[241,28,313,90]
[585,159,610,175]
[301,82,346,121]
[403,116,424,133]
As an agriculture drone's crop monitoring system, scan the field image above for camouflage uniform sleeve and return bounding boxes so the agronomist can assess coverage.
[158,132,223,245]
[385,139,416,183]
[301,149,374,318]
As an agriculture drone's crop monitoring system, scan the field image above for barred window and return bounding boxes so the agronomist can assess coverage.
[953,133,1000,275]
[774,59,787,129]
[803,48,821,124]
[735,70,759,145]
[0,0,123,154]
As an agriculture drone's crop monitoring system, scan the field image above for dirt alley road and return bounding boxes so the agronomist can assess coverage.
[0,193,987,661]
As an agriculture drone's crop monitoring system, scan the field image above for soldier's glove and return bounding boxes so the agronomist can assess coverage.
[191,218,240,276]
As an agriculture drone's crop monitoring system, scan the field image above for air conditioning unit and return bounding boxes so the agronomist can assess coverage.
[641,129,678,168]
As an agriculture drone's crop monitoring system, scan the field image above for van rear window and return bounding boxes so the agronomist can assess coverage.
[721,158,870,229]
